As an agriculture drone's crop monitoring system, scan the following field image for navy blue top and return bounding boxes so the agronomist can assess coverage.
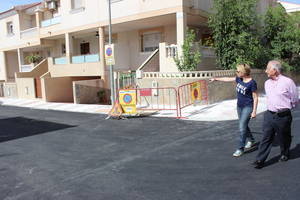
[235,77,257,107]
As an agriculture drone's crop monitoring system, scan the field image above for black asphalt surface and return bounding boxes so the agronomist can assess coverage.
[0,105,300,200]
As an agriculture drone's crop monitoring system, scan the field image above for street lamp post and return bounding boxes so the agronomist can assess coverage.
[108,0,115,105]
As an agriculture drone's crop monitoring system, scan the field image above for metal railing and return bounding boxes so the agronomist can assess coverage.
[118,87,179,117]
[72,54,100,63]
[117,71,136,90]
[20,64,34,72]
[54,57,67,65]
[177,80,208,118]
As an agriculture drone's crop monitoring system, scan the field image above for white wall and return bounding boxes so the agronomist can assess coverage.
[0,51,6,81]
[0,14,21,49]
[40,0,184,35]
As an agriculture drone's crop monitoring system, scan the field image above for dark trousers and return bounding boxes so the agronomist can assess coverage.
[256,110,292,162]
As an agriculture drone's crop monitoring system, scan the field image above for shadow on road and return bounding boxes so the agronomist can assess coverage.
[0,117,75,143]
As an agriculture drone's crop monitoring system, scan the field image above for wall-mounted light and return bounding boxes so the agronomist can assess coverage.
[95,31,99,38]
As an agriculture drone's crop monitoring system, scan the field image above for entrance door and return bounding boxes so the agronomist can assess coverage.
[80,42,90,55]
[34,78,42,98]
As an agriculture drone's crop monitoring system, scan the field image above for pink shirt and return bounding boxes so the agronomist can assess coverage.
[265,74,299,112]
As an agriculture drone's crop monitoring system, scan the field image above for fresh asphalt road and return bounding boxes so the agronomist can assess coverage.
[0,105,300,200]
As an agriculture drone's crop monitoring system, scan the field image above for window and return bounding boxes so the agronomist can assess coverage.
[7,22,14,35]
[141,32,162,52]
[71,0,84,9]
[61,44,66,54]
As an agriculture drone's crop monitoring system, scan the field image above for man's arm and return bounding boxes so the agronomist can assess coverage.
[289,80,299,108]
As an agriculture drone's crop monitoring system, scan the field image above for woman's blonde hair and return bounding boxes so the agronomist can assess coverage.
[236,64,251,76]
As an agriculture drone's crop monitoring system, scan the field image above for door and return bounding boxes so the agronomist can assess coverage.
[80,42,90,55]
[34,78,42,98]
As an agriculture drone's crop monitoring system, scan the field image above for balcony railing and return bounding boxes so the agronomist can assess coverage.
[20,27,38,39]
[41,16,61,27]
[20,64,34,72]
[72,54,100,64]
[54,57,67,65]
[53,54,100,65]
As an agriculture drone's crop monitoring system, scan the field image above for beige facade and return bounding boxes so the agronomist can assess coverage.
[0,0,276,103]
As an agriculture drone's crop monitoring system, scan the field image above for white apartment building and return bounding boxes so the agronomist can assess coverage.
[278,0,300,13]
[0,0,276,103]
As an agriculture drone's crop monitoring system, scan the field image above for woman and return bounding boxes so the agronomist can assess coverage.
[210,64,258,157]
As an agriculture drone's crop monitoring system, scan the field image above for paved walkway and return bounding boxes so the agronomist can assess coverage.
[1,86,299,121]
[0,96,267,121]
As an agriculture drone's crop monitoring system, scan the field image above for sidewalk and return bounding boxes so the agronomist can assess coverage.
[0,98,112,114]
[0,95,269,121]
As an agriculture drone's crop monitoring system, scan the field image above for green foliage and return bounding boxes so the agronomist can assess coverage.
[97,89,107,103]
[202,36,214,47]
[209,0,264,69]
[25,54,43,64]
[264,5,300,71]
[174,29,201,72]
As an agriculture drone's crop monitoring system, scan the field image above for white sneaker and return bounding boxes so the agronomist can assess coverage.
[245,141,254,149]
[233,149,244,157]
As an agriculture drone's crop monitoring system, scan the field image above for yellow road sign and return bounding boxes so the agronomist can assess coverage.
[191,82,202,102]
[119,89,137,114]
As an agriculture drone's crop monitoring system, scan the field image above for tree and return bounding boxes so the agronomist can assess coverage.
[209,0,263,69]
[264,5,300,71]
[174,29,201,72]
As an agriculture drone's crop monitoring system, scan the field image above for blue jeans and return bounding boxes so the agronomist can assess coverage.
[237,106,254,150]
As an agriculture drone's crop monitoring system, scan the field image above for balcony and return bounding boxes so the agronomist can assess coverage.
[54,54,100,65]
[20,27,38,39]
[54,57,67,65]
[41,16,61,28]
[71,54,100,64]
[20,64,34,72]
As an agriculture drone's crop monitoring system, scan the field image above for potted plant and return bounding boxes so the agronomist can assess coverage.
[97,89,107,104]
[25,54,43,64]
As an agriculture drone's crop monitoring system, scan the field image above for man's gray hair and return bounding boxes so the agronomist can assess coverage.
[269,60,282,73]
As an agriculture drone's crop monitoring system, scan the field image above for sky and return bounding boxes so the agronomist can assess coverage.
[0,0,41,13]
[281,0,300,4]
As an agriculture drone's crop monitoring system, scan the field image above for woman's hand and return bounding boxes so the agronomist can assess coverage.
[251,112,256,118]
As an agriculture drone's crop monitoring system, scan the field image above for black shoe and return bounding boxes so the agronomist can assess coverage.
[279,155,289,162]
[252,160,264,169]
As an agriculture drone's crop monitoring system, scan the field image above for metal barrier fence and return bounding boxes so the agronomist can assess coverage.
[118,87,179,117]
[116,81,208,118]
[177,80,208,118]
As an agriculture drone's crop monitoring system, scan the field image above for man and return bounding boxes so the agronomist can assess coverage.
[253,60,298,169]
